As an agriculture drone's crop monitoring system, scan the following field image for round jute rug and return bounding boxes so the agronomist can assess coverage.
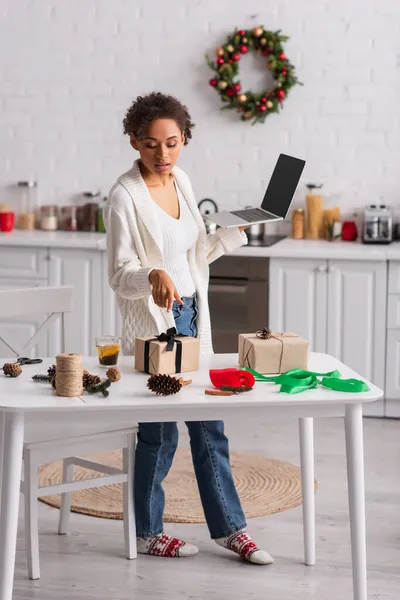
[38,448,314,522]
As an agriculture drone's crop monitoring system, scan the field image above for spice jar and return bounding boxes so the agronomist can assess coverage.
[291,208,305,239]
[16,181,38,230]
[40,205,58,230]
[60,206,78,231]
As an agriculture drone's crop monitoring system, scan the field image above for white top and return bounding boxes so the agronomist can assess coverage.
[0,353,382,413]
[153,182,198,297]
[103,160,247,356]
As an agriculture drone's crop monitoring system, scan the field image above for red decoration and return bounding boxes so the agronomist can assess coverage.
[228,59,233,64]
[209,369,255,389]
[260,97,267,103]
[226,87,236,97]
[209,78,217,87]
[239,44,248,54]
[281,70,287,76]
[232,53,241,61]
[217,57,224,65]
[276,89,285,99]
[258,105,267,112]
[237,107,243,112]
[262,49,269,57]
[280,52,286,60]
[234,83,241,92]
[341,221,358,241]
[238,29,246,36]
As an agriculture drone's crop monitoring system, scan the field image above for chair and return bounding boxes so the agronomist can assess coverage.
[0,285,137,580]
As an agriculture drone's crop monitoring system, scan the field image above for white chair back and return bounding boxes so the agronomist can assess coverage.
[0,285,74,357]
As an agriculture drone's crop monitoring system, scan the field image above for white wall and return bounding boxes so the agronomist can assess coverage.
[1,0,399,222]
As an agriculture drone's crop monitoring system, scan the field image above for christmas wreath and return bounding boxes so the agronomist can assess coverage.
[206,26,301,124]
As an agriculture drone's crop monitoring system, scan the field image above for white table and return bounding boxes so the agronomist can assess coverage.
[0,353,382,600]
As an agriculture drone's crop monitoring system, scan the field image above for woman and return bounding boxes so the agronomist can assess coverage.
[104,92,273,565]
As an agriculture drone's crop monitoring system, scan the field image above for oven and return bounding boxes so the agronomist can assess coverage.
[208,255,269,353]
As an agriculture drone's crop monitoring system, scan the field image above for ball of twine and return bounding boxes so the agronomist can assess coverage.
[55,353,83,397]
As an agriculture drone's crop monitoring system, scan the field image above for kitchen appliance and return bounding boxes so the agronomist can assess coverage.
[209,255,269,353]
[362,204,393,244]
[206,154,306,228]
[197,198,218,234]
[244,205,265,239]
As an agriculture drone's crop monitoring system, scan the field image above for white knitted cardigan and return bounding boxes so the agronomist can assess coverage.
[103,160,247,355]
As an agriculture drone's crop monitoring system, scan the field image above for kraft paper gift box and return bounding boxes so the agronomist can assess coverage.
[238,332,309,374]
[135,328,200,375]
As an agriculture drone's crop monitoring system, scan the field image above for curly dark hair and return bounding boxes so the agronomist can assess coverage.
[122,92,195,145]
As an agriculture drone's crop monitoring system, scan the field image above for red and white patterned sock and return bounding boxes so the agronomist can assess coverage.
[137,533,199,558]
[215,529,274,565]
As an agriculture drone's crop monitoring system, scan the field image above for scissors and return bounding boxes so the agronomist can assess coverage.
[16,357,43,365]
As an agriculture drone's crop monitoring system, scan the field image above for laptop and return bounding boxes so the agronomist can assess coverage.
[208,153,306,228]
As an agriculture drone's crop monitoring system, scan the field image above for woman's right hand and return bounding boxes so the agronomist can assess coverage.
[149,269,183,312]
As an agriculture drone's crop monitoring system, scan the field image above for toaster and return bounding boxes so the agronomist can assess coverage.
[362,204,393,244]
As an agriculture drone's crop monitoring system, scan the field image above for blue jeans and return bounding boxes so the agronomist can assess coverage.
[134,293,247,539]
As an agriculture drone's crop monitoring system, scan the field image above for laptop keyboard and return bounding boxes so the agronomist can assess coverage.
[231,208,276,222]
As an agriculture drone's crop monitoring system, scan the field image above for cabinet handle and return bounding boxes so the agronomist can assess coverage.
[316,265,326,272]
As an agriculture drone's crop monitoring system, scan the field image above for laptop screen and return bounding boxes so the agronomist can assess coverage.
[261,154,306,218]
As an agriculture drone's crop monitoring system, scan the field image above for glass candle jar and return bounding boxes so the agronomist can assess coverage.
[17,181,38,230]
[60,206,78,231]
[95,335,121,367]
[40,205,58,230]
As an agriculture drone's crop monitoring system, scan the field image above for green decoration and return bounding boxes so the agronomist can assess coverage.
[242,368,370,394]
[87,378,112,397]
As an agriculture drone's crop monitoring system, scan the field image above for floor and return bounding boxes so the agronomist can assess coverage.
[12,415,400,600]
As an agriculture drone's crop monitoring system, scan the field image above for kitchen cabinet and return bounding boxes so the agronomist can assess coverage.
[48,249,103,356]
[269,258,387,417]
[101,252,122,340]
[268,258,328,353]
[385,260,400,417]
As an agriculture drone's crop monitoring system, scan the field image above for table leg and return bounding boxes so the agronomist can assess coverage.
[299,417,315,566]
[0,412,24,600]
[345,404,367,600]
[0,412,5,516]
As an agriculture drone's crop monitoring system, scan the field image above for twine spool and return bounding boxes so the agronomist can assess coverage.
[55,353,83,397]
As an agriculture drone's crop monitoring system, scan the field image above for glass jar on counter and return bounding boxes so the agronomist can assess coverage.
[40,205,58,230]
[17,181,38,230]
[291,208,305,239]
[82,191,100,232]
[60,206,78,231]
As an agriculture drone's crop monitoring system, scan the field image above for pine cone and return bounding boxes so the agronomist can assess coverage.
[106,367,121,382]
[82,372,101,390]
[147,374,182,396]
[51,376,56,390]
[3,362,22,378]
[47,364,56,379]
[256,327,272,339]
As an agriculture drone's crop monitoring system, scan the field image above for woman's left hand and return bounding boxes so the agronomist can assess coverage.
[238,225,249,231]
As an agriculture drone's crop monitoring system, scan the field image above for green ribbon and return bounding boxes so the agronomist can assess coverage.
[242,367,370,395]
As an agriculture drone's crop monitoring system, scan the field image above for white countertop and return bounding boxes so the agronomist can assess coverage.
[0,230,400,261]
[232,237,400,261]
[0,230,106,250]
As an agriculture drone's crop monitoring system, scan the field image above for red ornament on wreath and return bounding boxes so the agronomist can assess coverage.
[206,25,302,124]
